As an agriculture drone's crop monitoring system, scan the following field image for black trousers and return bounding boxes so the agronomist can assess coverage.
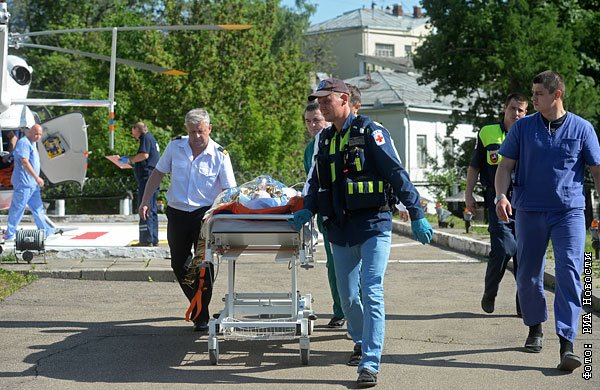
[166,205,214,323]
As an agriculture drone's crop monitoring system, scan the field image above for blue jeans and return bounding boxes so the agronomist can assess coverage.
[331,230,391,374]
[5,186,55,239]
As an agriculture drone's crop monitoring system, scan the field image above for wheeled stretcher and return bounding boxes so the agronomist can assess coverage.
[204,213,316,365]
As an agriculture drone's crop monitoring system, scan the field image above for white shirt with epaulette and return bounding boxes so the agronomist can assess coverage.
[156,136,236,212]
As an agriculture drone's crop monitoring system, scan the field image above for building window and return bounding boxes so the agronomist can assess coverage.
[417,135,427,168]
[375,43,395,57]
[405,45,412,57]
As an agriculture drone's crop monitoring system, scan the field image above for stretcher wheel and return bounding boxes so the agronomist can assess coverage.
[301,348,309,365]
[22,250,34,263]
[209,349,219,365]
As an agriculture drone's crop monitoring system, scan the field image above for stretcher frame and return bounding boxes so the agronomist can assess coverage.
[203,213,315,365]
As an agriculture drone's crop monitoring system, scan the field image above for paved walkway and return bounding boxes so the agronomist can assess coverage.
[0,215,598,311]
[1,215,598,388]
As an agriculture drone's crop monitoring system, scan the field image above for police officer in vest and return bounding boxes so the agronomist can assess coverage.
[465,93,528,315]
[290,78,433,388]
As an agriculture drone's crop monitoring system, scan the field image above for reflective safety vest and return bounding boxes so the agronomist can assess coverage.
[316,115,391,213]
[479,123,506,166]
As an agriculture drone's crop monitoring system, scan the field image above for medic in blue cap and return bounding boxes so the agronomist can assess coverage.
[290,78,433,387]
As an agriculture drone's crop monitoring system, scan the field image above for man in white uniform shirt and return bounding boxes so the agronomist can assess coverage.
[139,108,236,332]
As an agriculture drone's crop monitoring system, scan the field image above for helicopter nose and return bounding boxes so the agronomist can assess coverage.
[11,65,32,86]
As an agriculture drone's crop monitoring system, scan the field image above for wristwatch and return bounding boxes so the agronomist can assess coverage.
[494,193,507,205]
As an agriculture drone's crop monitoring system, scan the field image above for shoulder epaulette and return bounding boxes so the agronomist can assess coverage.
[218,146,229,155]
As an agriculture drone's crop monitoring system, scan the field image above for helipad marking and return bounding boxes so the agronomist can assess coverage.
[72,232,108,240]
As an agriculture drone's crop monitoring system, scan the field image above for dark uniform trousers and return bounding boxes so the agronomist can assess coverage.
[485,190,519,299]
[137,173,158,245]
[166,205,214,323]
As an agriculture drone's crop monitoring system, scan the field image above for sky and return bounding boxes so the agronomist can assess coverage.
[280,0,424,25]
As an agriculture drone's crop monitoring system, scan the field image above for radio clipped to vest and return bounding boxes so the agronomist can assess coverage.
[342,116,390,211]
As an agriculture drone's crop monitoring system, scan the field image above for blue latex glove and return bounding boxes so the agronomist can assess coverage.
[411,218,433,245]
[118,156,129,164]
[288,209,313,231]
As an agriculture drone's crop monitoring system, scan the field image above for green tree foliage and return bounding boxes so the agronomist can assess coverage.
[414,0,599,132]
[8,0,315,191]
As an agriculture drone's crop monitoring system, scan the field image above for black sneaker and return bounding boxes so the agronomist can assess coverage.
[327,317,345,328]
[357,369,377,388]
[524,333,543,353]
[481,293,495,313]
[557,351,582,372]
[347,344,362,366]
[131,242,154,247]
[194,321,208,332]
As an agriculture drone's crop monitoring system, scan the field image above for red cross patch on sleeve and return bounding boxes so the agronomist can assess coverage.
[372,129,386,146]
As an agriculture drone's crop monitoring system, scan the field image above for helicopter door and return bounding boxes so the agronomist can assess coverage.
[37,112,88,187]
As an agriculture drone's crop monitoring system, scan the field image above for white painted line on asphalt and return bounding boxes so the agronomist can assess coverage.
[315,259,480,264]
[390,242,422,247]
[391,259,480,263]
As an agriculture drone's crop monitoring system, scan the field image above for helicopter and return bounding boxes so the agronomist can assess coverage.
[0,0,251,209]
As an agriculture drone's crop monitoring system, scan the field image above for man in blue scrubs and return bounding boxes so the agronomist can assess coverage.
[495,70,600,372]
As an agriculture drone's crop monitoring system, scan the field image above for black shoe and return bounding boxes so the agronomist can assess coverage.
[557,351,582,372]
[357,369,377,388]
[131,242,153,247]
[516,293,522,317]
[194,321,208,332]
[524,334,543,353]
[347,344,362,366]
[327,316,345,328]
[481,293,495,313]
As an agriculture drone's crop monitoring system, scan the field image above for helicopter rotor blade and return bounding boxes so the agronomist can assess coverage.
[18,24,252,38]
[19,43,188,76]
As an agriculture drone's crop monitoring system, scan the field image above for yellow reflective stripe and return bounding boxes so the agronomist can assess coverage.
[358,182,364,193]
[378,181,383,192]
[329,136,336,182]
[355,157,362,171]
[348,182,354,194]
[368,181,374,193]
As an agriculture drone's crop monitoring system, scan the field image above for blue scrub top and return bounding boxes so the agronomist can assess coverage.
[499,112,600,211]
[11,136,40,190]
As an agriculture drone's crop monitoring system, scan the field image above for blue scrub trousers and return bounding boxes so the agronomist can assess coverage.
[5,186,55,239]
[515,209,585,343]
[331,230,391,374]
[137,175,158,245]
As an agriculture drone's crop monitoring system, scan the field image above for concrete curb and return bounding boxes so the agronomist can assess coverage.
[392,220,599,313]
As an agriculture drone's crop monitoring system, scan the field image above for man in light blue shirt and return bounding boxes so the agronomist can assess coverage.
[4,124,55,240]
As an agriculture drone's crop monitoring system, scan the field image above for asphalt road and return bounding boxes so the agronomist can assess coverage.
[1,233,598,389]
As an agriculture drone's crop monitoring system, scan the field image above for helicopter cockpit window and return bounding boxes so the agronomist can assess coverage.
[11,65,32,86]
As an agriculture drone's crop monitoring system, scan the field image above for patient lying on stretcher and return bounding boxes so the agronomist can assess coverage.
[182,175,303,285]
